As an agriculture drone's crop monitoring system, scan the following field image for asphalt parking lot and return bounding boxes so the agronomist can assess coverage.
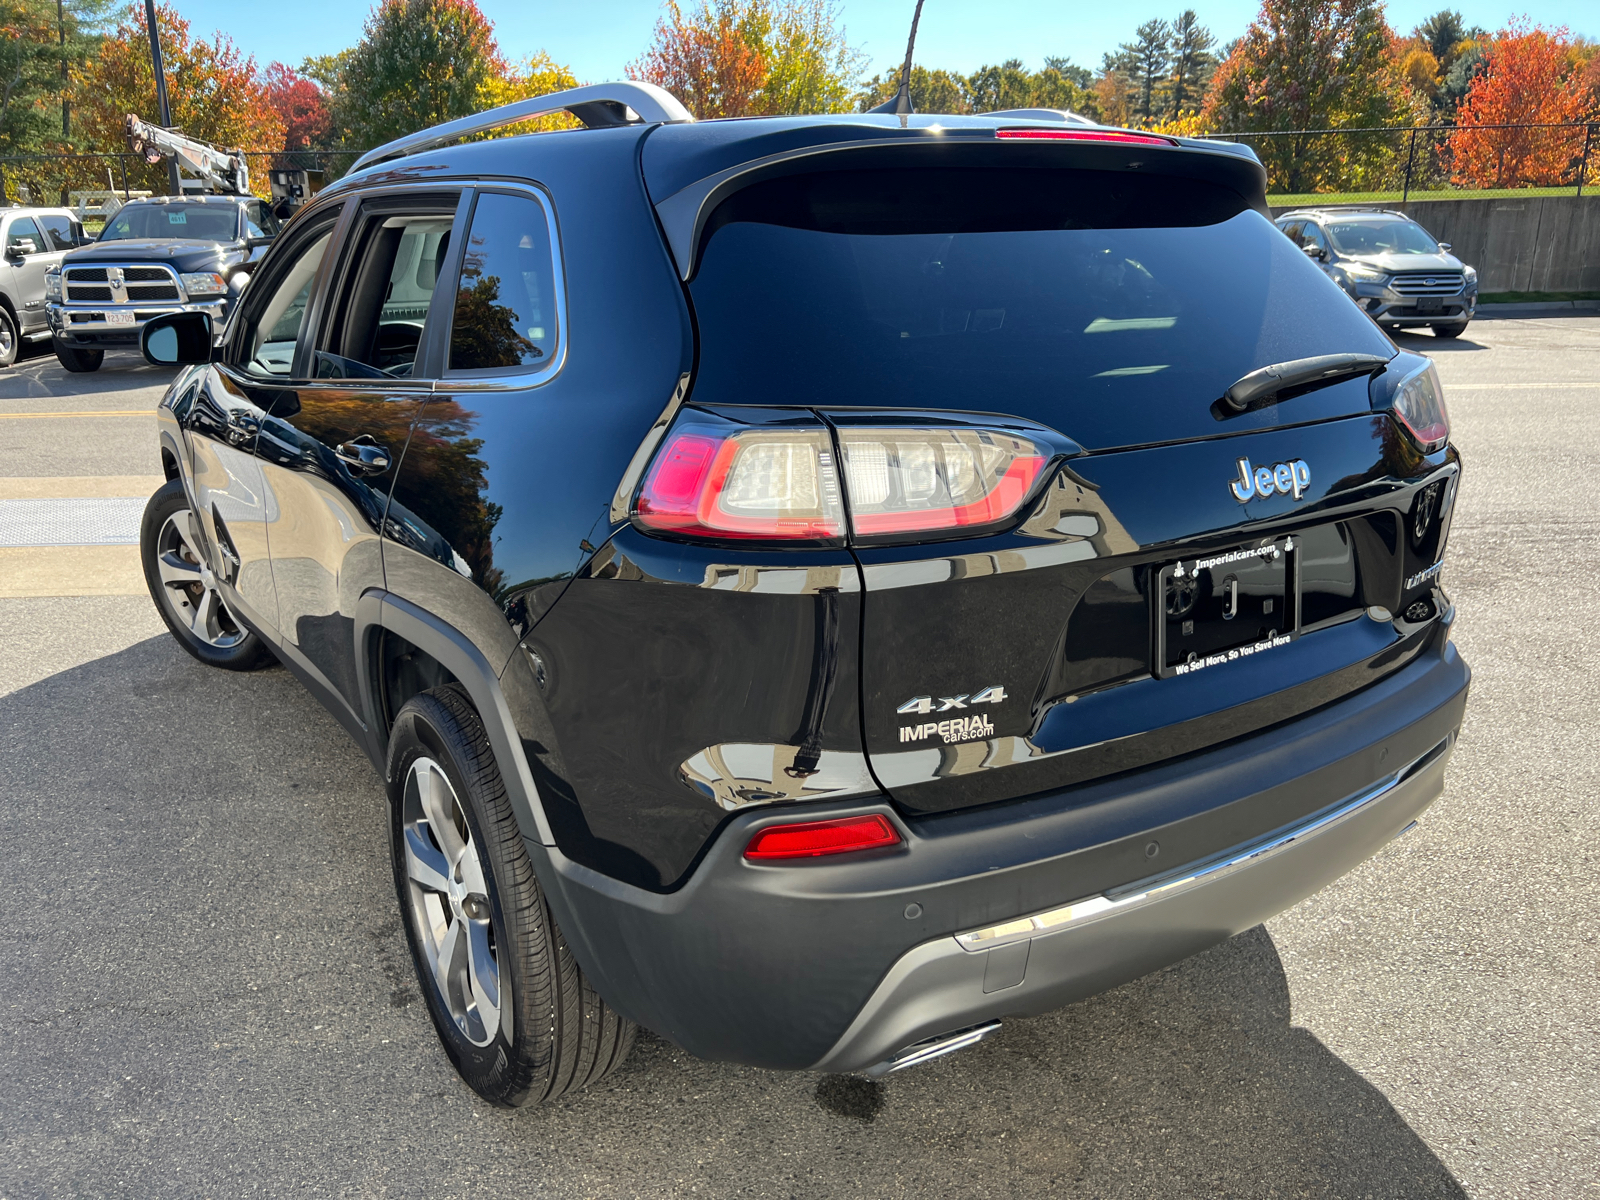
[2,320,1596,1199]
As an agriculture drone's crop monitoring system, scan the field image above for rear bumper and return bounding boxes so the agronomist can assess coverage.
[531,634,1470,1073]
[812,734,1450,1073]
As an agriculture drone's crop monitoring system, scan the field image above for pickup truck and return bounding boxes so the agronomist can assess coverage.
[0,206,86,368]
[47,194,278,372]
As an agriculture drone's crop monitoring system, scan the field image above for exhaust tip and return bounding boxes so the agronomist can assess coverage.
[863,1020,1002,1078]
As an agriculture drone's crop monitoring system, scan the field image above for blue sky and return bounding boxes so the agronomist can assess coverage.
[170,1,1600,79]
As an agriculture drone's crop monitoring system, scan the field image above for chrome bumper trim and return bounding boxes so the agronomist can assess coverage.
[954,743,1443,953]
[863,1020,1002,1078]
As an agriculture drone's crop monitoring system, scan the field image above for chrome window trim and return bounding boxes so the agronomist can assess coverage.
[438,181,569,392]
[954,738,1449,952]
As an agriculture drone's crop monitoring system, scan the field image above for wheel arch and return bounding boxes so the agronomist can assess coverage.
[356,589,555,846]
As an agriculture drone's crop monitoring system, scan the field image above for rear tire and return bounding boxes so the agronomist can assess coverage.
[53,340,104,372]
[1432,321,1469,339]
[0,307,18,368]
[388,684,636,1107]
[140,480,273,670]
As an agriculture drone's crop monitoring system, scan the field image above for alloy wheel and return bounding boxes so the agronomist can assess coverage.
[153,509,247,648]
[401,756,503,1047]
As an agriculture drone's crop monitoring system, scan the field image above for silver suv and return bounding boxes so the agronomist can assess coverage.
[1276,207,1477,339]
[0,206,86,367]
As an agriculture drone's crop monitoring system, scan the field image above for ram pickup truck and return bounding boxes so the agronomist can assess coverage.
[47,194,279,372]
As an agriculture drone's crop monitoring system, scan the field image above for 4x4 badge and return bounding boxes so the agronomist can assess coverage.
[896,686,1006,715]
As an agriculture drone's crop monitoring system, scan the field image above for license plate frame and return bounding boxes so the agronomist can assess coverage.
[106,310,136,326]
[1414,296,1443,314]
[1151,538,1301,680]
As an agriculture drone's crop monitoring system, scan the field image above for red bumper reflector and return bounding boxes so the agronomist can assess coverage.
[995,129,1177,146]
[744,814,902,861]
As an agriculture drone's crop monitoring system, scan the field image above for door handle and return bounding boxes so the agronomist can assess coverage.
[334,435,392,476]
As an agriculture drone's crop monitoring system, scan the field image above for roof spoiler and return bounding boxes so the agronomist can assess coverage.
[351,81,693,174]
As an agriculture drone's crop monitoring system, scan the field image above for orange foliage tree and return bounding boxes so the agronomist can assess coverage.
[73,2,284,195]
[630,0,767,118]
[1447,20,1589,188]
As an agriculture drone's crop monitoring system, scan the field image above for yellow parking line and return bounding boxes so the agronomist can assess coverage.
[0,475,164,500]
[0,409,154,419]
[0,546,146,597]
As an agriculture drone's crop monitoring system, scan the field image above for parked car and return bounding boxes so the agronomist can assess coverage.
[46,193,279,372]
[133,83,1469,1107]
[0,205,87,367]
[1276,207,1478,338]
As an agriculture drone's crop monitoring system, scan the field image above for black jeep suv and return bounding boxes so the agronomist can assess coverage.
[136,82,1469,1107]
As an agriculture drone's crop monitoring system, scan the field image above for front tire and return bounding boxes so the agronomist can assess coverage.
[388,685,636,1107]
[140,480,272,670]
[0,307,18,368]
[53,340,104,372]
[1432,320,1470,339]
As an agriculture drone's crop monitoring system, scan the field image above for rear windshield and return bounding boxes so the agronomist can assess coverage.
[99,203,238,242]
[1325,219,1439,256]
[688,168,1391,451]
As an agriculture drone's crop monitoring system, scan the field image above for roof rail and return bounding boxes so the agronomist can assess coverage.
[351,81,693,173]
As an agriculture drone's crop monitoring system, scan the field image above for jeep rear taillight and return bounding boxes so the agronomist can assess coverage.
[1389,360,1450,454]
[635,428,846,540]
[837,428,1046,537]
[632,418,1049,544]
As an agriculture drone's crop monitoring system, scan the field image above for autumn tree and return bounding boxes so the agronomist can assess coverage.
[264,63,331,152]
[337,0,504,149]
[1203,0,1413,193]
[631,0,863,118]
[1447,20,1590,188]
[631,0,767,118]
[72,2,283,195]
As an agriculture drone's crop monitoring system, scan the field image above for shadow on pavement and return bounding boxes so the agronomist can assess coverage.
[0,346,177,399]
[1391,330,1489,354]
[1,634,1466,1199]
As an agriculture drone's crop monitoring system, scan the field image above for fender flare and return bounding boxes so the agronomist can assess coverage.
[356,589,556,846]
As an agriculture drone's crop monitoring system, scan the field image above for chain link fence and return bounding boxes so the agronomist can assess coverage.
[0,149,370,226]
[1207,122,1598,201]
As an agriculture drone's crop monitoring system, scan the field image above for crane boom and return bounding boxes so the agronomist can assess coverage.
[125,114,250,196]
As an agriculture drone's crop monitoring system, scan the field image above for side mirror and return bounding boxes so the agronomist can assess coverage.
[246,235,274,249]
[4,243,26,261]
[1301,243,1325,261]
[141,311,214,366]
[1438,242,1452,252]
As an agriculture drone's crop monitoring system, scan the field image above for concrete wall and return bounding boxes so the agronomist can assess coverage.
[1269,195,1600,294]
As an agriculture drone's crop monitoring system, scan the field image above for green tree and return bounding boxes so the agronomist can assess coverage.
[338,0,504,150]
[0,0,111,159]
[1167,10,1216,116]
[759,0,865,114]
[855,64,968,113]
[1117,19,1171,123]
[1042,55,1093,89]
[1203,0,1413,193]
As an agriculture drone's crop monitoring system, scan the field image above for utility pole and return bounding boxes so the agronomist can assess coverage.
[144,0,182,195]
[58,0,70,203]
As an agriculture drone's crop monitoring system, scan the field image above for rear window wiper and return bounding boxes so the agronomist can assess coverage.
[1216,352,1392,417]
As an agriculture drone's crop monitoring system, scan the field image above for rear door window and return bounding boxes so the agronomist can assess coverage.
[445,190,559,375]
[315,200,459,381]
